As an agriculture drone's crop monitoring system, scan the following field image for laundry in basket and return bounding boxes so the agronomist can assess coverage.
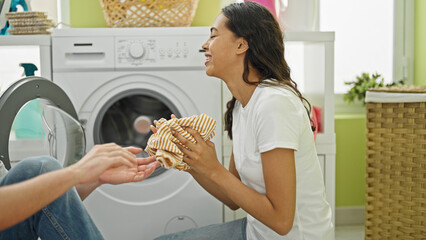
[99,0,199,27]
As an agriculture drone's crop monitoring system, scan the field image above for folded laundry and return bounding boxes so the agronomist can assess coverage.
[145,113,216,171]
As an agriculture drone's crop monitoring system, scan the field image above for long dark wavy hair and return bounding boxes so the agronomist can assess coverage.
[222,2,315,140]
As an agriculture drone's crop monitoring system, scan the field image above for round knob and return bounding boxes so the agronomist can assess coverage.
[129,43,145,59]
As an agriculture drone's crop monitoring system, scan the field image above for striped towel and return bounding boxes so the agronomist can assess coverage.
[145,113,216,171]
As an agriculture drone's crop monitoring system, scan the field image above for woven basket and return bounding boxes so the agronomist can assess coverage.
[365,86,426,240]
[99,0,199,27]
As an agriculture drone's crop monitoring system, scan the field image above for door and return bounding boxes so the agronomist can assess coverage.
[0,76,83,170]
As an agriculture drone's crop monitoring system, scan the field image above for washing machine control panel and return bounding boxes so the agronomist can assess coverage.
[116,36,206,69]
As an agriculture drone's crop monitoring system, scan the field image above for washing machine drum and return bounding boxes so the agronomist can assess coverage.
[94,91,178,178]
[0,77,84,170]
[96,93,175,147]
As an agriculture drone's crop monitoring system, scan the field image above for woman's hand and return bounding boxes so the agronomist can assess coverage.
[150,114,177,133]
[172,127,222,177]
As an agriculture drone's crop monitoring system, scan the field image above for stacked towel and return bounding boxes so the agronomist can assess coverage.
[145,114,216,171]
[6,11,54,35]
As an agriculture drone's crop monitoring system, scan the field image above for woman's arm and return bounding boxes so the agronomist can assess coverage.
[209,148,296,235]
[175,129,296,236]
[150,117,240,209]
[188,153,240,210]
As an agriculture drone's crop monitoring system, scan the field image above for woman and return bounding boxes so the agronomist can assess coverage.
[155,2,333,239]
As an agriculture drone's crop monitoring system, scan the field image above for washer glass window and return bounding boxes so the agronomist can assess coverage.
[94,89,180,178]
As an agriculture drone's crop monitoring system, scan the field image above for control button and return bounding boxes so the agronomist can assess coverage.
[129,43,145,59]
[159,48,165,56]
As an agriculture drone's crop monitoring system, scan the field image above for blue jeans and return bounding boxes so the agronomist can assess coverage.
[0,156,103,240]
[154,217,247,240]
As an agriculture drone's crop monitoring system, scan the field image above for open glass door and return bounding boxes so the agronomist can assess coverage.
[0,77,80,170]
[42,104,85,167]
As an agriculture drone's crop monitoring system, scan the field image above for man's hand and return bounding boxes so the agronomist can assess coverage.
[70,143,138,185]
[74,144,160,200]
[98,147,160,184]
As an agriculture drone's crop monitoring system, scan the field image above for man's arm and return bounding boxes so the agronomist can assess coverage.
[75,147,159,201]
[0,143,140,231]
[0,167,79,230]
[75,154,159,201]
[75,180,102,201]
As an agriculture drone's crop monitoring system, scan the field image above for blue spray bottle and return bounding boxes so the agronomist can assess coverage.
[0,0,31,35]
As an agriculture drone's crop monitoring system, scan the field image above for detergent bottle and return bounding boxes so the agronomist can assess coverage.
[0,0,31,35]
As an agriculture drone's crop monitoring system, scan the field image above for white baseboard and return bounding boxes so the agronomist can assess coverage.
[336,206,365,226]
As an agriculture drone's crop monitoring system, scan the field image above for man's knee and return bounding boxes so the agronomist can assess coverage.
[0,156,62,186]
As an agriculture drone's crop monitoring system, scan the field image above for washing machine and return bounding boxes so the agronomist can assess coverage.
[51,27,223,240]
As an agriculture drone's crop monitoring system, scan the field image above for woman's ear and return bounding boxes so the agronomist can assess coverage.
[236,38,249,55]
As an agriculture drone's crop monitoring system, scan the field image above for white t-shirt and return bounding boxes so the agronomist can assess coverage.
[232,82,333,240]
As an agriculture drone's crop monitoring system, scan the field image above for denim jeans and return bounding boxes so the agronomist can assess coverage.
[0,156,103,240]
[154,217,247,240]
[0,160,7,179]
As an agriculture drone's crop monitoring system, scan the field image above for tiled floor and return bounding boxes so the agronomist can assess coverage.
[335,225,365,240]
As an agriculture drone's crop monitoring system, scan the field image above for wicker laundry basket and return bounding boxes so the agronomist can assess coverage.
[99,0,199,27]
[365,86,426,240]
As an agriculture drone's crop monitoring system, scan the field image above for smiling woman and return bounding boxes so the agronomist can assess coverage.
[154,2,333,240]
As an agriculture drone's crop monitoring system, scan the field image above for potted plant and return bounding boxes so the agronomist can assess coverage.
[343,72,405,104]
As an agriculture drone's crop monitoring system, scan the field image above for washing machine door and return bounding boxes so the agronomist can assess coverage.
[0,76,84,170]
[92,88,181,178]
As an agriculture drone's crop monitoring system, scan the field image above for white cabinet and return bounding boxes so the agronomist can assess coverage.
[0,35,52,81]
[222,32,336,226]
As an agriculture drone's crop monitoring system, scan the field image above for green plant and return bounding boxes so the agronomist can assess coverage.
[343,72,404,104]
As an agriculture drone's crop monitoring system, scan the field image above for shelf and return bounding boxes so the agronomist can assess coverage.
[284,31,335,42]
[0,32,335,46]
[335,113,366,120]
[0,35,51,46]
[0,35,52,80]
[315,133,336,155]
